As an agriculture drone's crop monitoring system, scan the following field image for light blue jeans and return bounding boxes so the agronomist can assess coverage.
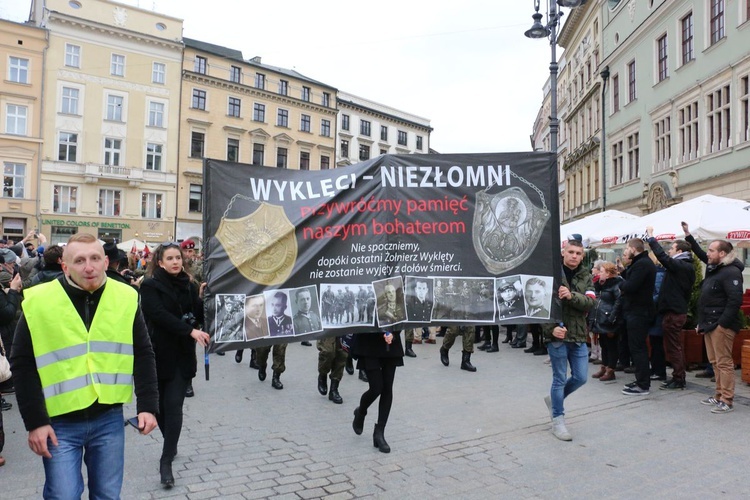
[548,341,588,418]
[43,405,125,500]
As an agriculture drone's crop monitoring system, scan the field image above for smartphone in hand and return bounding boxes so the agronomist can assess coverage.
[124,416,141,430]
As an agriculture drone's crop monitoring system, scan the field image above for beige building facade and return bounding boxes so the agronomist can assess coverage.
[30,0,183,245]
[0,19,46,242]
[177,38,338,241]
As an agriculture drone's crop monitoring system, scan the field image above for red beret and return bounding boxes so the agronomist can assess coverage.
[180,240,195,250]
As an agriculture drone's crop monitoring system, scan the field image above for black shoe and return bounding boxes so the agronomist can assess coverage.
[258,365,267,382]
[249,350,259,370]
[405,342,416,358]
[215,351,225,356]
[318,373,328,395]
[234,350,243,363]
[271,371,283,390]
[301,341,312,346]
[359,370,368,383]
[623,366,636,374]
[345,356,355,375]
[660,379,686,390]
[373,424,390,453]
[523,345,536,353]
[159,457,174,488]
[650,374,667,381]
[460,351,477,372]
[477,341,491,351]
[1,398,12,411]
[486,344,499,353]
[512,343,526,349]
[185,385,194,398]
[328,380,343,404]
[694,370,713,379]
[533,347,548,356]
[352,407,366,435]
[614,363,625,372]
[440,347,449,367]
[501,335,512,344]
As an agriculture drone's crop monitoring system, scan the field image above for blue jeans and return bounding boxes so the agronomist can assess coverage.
[43,406,125,500]
[548,341,588,418]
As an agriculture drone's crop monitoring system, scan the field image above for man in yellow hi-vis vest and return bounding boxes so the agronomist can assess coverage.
[10,233,158,498]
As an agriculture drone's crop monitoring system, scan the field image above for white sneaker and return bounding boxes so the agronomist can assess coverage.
[551,416,572,441]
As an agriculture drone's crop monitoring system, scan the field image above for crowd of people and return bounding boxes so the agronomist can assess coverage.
[0,222,745,495]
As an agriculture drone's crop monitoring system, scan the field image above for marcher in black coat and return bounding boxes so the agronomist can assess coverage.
[140,243,210,488]
[590,262,623,381]
[350,331,404,453]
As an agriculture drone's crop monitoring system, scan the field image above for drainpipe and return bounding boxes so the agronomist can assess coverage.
[599,65,609,211]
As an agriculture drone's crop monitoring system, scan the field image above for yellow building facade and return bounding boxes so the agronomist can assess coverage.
[0,19,46,242]
[31,0,183,244]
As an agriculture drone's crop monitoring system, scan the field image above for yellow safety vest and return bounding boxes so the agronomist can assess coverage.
[23,279,138,417]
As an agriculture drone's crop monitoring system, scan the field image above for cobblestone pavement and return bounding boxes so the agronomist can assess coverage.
[2,338,749,499]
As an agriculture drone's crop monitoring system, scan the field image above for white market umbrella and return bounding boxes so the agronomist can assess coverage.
[560,209,639,248]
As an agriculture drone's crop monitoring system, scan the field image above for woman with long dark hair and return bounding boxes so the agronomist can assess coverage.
[140,242,210,488]
[590,262,623,381]
[350,331,404,453]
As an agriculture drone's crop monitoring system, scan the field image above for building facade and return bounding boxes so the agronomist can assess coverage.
[0,19,46,242]
[336,92,431,166]
[177,38,338,241]
[30,0,183,244]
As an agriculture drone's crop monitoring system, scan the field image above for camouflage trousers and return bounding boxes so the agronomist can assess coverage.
[317,337,347,381]
[255,343,287,373]
[441,325,473,353]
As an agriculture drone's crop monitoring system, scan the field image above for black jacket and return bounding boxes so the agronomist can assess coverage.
[351,331,404,359]
[647,237,695,314]
[619,250,656,316]
[10,276,158,431]
[140,269,203,381]
[591,276,623,335]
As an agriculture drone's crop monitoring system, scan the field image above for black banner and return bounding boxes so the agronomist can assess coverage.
[204,152,560,352]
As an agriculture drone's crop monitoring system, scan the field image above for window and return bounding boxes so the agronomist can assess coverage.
[654,117,671,172]
[3,162,25,198]
[710,0,725,45]
[741,75,749,144]
[277,109,289,127]
[192,89,206,110]
[189,184,202,212]
[141,192,162,219]
[146,143,162,171]
[8,57,29,83]
[148,101,164,127]
[360,120,371,136]
[612,140,624,185]
[110,54,125,76]
[300,114,311,132]
[5,104,27,135]
[106,95,123,121]
[657,34,668,82]
[681,13,694,65]
[322,92,330,107]
[612,74,620,112]
[227,138,239,162]
[380,148,388,155]
[104,138,122,166]
[678,101,699,162]
[98,189,121,216]
[278,80,288,95]
[152,62,165,84]
[627,60,636,102]
[300,151,310,170]
[381,125,388,141]
[60,87,79,115]
[417,136,423,151]
[359,144,370,161]
[320,155,330,170]
[230,66,241,83]
[321,119,331,137]
[253,103,265,122]
[301,86,310,101]
[397,130,407,146]
[276,147,288,168]
[53,185,77,213]
[342,115,350,131]
[252,143,264,165]
[58,132,78,162]
[255,73,265,89]
[707,84,731,153]
[65,44,81,68]
[626,132,640,180]
[341,139,349,158]
[194,55,207,74]
[228,97,241,118]
[191,131,204,158]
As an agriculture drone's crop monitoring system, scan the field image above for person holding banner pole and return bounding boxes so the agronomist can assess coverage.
[351,331,404,453]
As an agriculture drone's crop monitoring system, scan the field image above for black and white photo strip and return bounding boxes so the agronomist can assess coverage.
[321,283,376,329]
[497,274,554,320]
[495,275,526,321]
[432,277,496,322]
[214,294,246,343]
[404,276,434,323]
[263,286,325,337]
[372,276,406,328]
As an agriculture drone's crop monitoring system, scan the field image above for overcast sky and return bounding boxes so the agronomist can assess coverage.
[1,0,561,154]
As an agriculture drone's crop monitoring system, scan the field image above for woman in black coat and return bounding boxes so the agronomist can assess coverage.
[350,330,404,453]
[590,262,623,381]
[140,242,210,488]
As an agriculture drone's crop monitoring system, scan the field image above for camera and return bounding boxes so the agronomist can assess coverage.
[122,270,136,280]
[181,312,199,329]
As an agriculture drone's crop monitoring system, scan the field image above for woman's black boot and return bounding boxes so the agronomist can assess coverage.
[159,456,175,488]
[352,407,366,435]
[373,424,390,453]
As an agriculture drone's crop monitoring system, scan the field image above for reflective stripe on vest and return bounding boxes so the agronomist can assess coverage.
[23,279,138,417]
